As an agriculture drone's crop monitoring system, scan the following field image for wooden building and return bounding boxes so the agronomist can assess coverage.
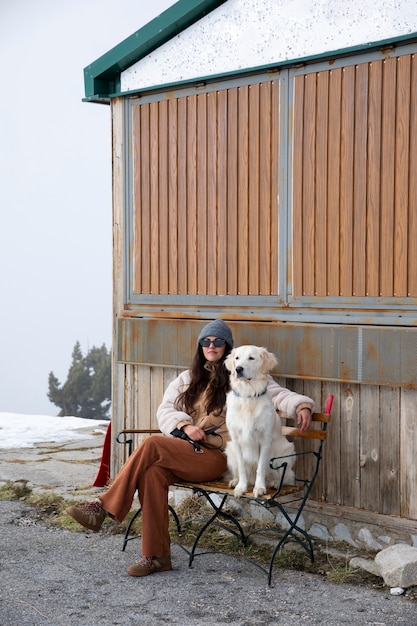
[84,0,417,544]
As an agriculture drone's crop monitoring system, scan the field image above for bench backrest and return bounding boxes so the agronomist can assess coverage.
[280,394,333,441]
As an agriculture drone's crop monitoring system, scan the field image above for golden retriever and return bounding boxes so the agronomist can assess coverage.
[224,345,295,498]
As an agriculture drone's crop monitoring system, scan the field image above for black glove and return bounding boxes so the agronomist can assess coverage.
[170,427,201,452]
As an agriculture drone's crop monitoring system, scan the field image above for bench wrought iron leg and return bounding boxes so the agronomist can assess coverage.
[122,507,142,551]
[188,493,247,566]
[266,498,315,586]
[168,504,182,534]
[267,524,314,585]
[122,504,181,551]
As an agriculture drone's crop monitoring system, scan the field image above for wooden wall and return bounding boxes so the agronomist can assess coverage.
[110,43,417,533]
[112,366,417,523]
[131,81,279,297]
[292,54,417,298]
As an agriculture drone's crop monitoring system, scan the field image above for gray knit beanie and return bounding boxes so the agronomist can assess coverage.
[197,319,234,348]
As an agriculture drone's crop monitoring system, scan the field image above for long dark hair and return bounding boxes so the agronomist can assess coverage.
[175,343,232,417]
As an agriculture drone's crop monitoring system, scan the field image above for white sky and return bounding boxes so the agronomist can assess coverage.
[0,0,175,416]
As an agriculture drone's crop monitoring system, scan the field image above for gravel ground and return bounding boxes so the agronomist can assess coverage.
[1,434,417,625]
[3,500,417,626]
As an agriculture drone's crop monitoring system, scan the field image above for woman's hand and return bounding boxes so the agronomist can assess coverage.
[296,408,312,432]
[182,424,207,442]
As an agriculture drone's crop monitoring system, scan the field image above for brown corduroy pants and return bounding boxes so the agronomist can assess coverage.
[99,435,227,557]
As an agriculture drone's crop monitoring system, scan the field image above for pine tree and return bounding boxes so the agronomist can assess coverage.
[47,341,111,419]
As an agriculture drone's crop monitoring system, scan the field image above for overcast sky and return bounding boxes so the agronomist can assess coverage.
[0,0,174,415]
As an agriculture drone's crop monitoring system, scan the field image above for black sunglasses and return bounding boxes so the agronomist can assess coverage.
[199,338,226,348]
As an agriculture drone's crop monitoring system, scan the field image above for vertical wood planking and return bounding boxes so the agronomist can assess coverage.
[326,68,341,296]
[353,63,368,297]
[197,94,207,293]
[408,55,417,296]
[187,95,198,293]
[291,75,304,296]
[284,378,308,480]
[238,86,249,294]
[111,98,126,476]
[300,379,319,496]
[131,81,280,297]
[259,82,271,294]
[340,384,360,507]
[339,66,354,297]
[150,367,165,430]
[249,83,260,294]
[270,81,279,293]
[380,58,396,297]
[149,102,160,294]
[315,71,329,297]
[217,89,228,295]
[124,365,137,451]
[159,100,169,294]
[291,53,416,299]
[302,74,316,295]
[168,98,178,294]
[379,386,401,515]
[366,61,382,297]
[400,388,417,519]
[359,385,380,512]
[131,55,417,300]
[177,98,188,294]
[132,106,142,294]
[207,92,218,294]
[320,381,341,504]
[227,88,239,294]
[139,104,151,293]
[116,359,417,520]
[394,54,411,297]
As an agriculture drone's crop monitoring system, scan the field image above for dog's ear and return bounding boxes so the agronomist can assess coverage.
[259,348,278,374]
[224,350,235,374]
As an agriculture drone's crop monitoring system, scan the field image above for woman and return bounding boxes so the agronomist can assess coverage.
[66,319,314,577]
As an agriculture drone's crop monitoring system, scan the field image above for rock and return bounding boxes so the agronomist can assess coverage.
[350,556,381,577]
[309,522,332,541]
[334,522,358,547]
[357,527,384,550]
[375,544,417,588]
[390,587,405,596]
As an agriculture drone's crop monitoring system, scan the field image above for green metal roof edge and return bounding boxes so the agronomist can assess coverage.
[83,30,417,104]
[83,0,227,99]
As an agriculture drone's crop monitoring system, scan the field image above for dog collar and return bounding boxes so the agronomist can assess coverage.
[232,387,268,398]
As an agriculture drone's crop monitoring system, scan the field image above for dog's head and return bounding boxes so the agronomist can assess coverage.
[225,345,278,381]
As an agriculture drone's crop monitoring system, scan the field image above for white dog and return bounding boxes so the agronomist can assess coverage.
[224,345,295,498]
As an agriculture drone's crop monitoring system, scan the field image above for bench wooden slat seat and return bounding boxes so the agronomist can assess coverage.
[174,479,304,499]
[116,394,333,585]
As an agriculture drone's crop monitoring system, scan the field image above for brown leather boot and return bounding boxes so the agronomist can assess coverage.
[66,501,106,532]
[127,556,172,577]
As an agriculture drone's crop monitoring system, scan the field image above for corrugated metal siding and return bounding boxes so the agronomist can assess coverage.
[292,53,417,298]
[116,317,417,387]
[131,81,279,296]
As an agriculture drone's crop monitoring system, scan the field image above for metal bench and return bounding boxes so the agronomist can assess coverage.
[116,394,333,585]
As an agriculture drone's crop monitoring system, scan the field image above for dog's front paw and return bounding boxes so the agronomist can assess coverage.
[253,485,267,498]
[233,482,247,498]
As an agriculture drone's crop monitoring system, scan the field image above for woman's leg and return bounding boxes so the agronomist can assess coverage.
[68,434,227,566]
[137,439,227,557]
[100,435,227,525]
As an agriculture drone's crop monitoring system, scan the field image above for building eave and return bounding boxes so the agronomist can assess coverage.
[83,0,227,100]
[83,31,417,104]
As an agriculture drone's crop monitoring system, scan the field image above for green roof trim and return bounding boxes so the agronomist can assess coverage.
[84,30,417,104]
[84,0,227,99]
